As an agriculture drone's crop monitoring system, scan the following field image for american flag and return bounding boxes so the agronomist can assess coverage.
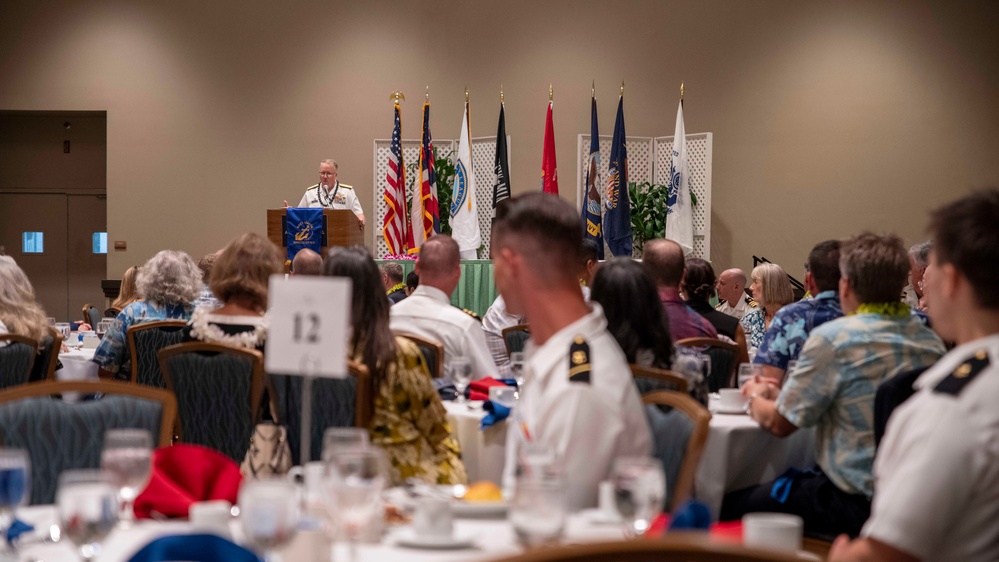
[383,103,409,255]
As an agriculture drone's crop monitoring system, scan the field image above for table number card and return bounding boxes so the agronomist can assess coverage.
[265,275,351,378]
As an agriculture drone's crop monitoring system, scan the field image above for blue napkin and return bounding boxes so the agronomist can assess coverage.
[667,500,712,531]
[6,519,33,544]
[128,534,263,562]
[479,400,511,429]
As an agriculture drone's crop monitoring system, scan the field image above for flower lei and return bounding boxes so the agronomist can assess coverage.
[386,282,406,296]
[855,302,910,318]
[189,307,268,349]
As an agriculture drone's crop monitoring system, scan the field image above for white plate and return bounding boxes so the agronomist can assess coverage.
[580,508,623,525]
[395,529,475,550]
[711,405,748,415]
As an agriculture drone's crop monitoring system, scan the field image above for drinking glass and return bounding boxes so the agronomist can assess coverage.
[509,476,565,547]
[321,427,369,464]
[448,357,473,403]
[737,363,762,388]
[96,319,114,338]
[55,323,72,340]
[239,479,300,562]
[0,450,30,554]
[612,456,666,537]
[100,429,152,527]
[56,470,118,561]
[509,352,526,389]
[326,449,386,562]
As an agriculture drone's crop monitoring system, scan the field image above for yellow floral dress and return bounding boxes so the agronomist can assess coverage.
[367,337,467,486]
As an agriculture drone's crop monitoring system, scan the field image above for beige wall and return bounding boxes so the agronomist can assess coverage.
[2,0,997,278]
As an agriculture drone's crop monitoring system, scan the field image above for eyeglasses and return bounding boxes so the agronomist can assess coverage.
[320,171,335,176]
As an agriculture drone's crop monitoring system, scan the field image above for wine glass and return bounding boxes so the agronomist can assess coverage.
[509,475,565,547]
[56,470,118,561]
[612,456,666,537]
[321,428,369,464]
[326,449,386,562]
[96,319,114,339]
[737,363,762,388]
[239,479,300,562]
[100,429,152,528]
[509,352,526,390]
[448,357,473,404]
[0,450,30,555]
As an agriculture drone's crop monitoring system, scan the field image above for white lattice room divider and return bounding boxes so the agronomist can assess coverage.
[373,136,509,259]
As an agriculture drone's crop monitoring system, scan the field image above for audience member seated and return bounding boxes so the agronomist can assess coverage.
[404,270,418,296]
[0,256,49,346]
[110,265,141,312]
[481,294,522,378]
[324,245,466,486]
[291,248,322,276]
[591,257,707,405]
[380,262,407,303]
[754,240,843,383]
[901,240,930,310]
[93,250,201,381]
[722,232,946,538]
[642,239,717,340]
[182,233,282,352]
[829,189,999,562]
[715,268,756,320]
[389,235,497,379]
[740,263,795,350]
[579,238,601,300]
[191,253,222,310]
[684,257,743,341]
[494,193,651,511]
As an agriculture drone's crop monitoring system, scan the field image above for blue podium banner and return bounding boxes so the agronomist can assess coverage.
[285,207,324,262]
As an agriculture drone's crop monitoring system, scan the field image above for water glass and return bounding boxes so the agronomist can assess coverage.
[612,456,666,537]
[100,429,153,527]
[509,352,526,389]
[239,479,300,561]
[96,319,114,338]
[55,323,72,339]
[321,427,369,464]
[56,470,118,561]
[509,476,565,547]
[0,449,30,549]
[326,449,386,562]
[448,357,473,403]
[737,363,762,388]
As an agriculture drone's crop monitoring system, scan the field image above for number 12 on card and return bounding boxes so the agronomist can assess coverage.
[265,275,351,378]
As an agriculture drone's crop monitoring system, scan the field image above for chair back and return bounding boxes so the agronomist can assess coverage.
[104,307,121,318]
[158,342,269,462]
[502,324,531,356]
[0,335,37,389]
[128,321,188,388]
[641,390,711,513]
[676,337,740,392]
[629,364,688,395]
[82,304,101,327]
[31,327,63,382]
[270,361,371,464]
[0,380,176,504]
[393,332,444,378]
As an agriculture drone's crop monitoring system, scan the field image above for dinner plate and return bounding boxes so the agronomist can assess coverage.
[711,405,749,415]
[395,529,475,550]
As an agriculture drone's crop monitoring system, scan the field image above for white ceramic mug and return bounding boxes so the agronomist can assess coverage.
[718,388,746,411]
[742,512,803,551]
[411,497,453,539]
[189,500,233,540]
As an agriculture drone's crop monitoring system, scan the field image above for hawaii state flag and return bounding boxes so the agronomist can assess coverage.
[383,102,409,255]
[664,99,694,254]
[581,96,604,259]
[541,100,559,195]
[604,95,632,256]
[492,103,511,208]
[410,101,440,253]
[451,99,482,259]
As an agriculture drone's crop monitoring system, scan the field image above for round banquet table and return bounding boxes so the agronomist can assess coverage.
[444,400,508,486]
[56,347,99,381]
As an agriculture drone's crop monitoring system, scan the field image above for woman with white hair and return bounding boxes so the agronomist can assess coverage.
[740,262,795,350]
[0,256,49,345]
[92,250,201,380]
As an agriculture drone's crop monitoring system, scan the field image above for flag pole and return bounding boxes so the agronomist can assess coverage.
[500,85,504,105]
[549,83,553,103]
[680,82,684,106]
[591,80,595,98]
[426,85,429,102]
[621,80,624,97]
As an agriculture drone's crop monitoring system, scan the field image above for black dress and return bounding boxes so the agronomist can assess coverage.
[687,299,739,340]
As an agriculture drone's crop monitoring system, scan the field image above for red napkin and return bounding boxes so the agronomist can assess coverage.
[467,377,509,401]
[134,444,243,519]
[647,513,744,541]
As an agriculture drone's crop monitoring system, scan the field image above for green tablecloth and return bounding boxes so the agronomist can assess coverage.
[376,259,496,317]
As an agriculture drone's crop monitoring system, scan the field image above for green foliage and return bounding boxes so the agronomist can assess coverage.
[629,181,667,253]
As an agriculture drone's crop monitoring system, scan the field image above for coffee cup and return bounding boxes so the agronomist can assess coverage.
[718,388,746,412]
[742,512,803,551]
[189,500,233,539]
[597,480,616,516]
[412,497,452,539]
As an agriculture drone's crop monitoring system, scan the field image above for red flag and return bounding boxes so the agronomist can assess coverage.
[541,101,559,195]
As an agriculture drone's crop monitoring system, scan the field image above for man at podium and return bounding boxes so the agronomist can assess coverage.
[290,159,365,230]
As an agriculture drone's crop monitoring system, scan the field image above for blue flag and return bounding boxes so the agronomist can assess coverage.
[581,96,604,259]
[604,96,632,256]
[285,207,324,262]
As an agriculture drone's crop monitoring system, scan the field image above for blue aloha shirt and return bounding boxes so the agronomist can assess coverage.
[775,310,945,498]
[753,291,843,371]
[91,300,194,379]
[740,308,767,349]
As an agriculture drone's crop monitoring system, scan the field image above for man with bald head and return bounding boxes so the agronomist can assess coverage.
[716,268,756,320]
[389,234,497,379]
[291,248,322,276]
[643,238,717,340]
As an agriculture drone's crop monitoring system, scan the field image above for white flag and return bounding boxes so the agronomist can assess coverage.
[450,101,482,259]
[664,100,694,255]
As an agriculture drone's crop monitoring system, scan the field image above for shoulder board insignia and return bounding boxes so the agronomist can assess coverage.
[714,301,726,310]
[459,307,481,322]
[339,183,354,190]
[746,296,758,308]
[934,349,989,396]
[307,184,320,191]
[568,335,591,384]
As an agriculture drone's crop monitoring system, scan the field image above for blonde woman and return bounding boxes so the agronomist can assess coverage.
[0,256,49,345]
[740,263,795,349]
[110,266,141,312]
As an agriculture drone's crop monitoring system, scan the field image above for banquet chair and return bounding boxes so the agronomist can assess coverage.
[0,335,37,389]
[104,306,121,318]
[393,332,444,378]
[630,364,688,395]
[484,533,805,562]
[270,360,371,464]
[128,320,189,388]
[676,337,742,391]
[642,390,711,513]
[159,342,273,463]
[29,326,62,382]
[0,380,176,504]
[82,303,101,327]
[502,323,531,356]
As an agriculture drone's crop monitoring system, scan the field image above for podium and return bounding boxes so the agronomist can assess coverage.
[267,208,364,254]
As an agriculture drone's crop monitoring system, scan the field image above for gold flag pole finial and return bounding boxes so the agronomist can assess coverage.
[425,86,429,102]
[680,82,685,101]
[549,83,553,102]
[389,90,405,104]
[591,80,595,98]
[501,85,504,104]
[465,86,469,104]
[621,80,624,96]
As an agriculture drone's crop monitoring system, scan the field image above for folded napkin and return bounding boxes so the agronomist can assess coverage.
[466,377,517,401]
[667,500,712,531]
[128,534,263,562]
[134,444,242,520]
[479,400,512,429]
[6,519,33,544]
[432,378,458,401]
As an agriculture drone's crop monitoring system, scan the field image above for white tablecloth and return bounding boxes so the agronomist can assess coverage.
[56,348,99,381]
[445,401,507,486]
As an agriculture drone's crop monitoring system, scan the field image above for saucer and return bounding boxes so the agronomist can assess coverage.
[395,529,475,550]
[580,508,623,525]
[711,404,748,415]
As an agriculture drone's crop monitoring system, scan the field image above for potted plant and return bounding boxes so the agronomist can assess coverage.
[628,181,697,256]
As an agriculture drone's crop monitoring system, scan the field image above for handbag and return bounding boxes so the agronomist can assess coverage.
[240,422,292,478]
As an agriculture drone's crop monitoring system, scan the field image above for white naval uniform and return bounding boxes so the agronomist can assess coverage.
[297,181,364,219]
[715,294,754,320]
[481,295,524,378]
[501,303,653,511]
[389,285,498,379]
[862,333,999,561]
